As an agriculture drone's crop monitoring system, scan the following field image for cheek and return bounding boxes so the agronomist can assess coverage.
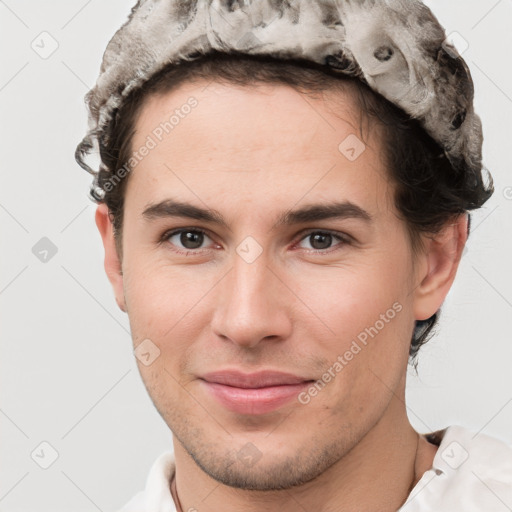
[122,254,216,352]
[293,252,411,342]
[290,245,413,404]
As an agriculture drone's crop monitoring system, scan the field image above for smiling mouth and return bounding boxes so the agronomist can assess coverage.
[199,370,315,415]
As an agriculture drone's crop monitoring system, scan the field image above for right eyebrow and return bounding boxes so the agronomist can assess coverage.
[142,200,229,228]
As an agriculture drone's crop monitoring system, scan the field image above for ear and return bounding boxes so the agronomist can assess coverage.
[412,214,468,321]
[95,204,126,313]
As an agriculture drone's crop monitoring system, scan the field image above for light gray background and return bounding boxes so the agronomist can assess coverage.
[1,1,511,511]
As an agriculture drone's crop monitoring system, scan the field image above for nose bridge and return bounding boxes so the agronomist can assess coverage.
[211,245,291,348]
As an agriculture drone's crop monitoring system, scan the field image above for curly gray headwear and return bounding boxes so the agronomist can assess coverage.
[76,0,482,199]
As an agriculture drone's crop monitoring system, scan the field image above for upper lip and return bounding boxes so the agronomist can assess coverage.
[200,370,313,389]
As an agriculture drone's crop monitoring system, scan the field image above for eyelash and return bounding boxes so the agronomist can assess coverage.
[159,227,352,256]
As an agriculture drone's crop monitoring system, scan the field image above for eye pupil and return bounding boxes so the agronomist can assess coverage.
[310,233,332,250]
[181,231,203,249]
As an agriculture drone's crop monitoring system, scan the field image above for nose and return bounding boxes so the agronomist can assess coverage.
[210,249,293,349]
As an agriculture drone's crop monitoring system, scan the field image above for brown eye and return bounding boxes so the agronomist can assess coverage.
[308,232,333,250]
[163,229,213,253]
[297,230,350,253]
[178,230,205,249]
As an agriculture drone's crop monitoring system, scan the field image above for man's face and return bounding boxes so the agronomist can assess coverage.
[108,81,429,489]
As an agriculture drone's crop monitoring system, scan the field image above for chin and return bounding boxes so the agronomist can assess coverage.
[179,431,349,491]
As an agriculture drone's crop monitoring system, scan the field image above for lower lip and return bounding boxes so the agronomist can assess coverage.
[200,380,312,415]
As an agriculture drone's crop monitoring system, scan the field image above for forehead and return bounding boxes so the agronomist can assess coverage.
[126,80,392,218]
[135,78,366,151]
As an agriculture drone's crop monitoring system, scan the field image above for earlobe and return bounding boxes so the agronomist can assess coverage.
[412,214,468,321]
[95,204,127,313]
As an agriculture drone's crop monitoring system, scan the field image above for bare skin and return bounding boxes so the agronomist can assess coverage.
[96,80,467,511]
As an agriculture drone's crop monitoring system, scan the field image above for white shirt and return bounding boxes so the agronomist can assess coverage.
[118,425,512,512]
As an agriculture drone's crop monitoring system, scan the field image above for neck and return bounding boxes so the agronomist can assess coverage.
[172,395,437,512]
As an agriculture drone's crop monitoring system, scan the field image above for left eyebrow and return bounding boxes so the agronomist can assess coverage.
[272,201,373,229]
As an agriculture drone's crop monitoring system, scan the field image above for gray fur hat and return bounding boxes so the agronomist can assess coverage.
[76,0,482,199]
